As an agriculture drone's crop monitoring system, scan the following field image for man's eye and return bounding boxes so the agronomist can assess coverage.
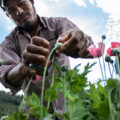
[19,1,26,6]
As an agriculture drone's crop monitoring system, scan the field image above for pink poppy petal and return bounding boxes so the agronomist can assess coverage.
[88,44,97,57]
[98,42,105,54]
[111,42,120,48]
[107,47,113,56]
[96,48,102,57]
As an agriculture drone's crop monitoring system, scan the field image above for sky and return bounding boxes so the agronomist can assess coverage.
[0,0,120,94]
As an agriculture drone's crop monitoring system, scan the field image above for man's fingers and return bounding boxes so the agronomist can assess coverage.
[26,67,36,78]
[27,44,49,57]
[32,36,50,49]
[57,33,70,43]
[23,52,46,64]
[59,35,78,52]
[61,46,80,58]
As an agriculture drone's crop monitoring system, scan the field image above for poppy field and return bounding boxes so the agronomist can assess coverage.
[1,38,120,120]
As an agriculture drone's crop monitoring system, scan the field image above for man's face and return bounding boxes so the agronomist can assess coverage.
[5,0,37,29]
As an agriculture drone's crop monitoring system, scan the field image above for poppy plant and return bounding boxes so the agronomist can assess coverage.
[107,42,120,56]
[88,42,105,57]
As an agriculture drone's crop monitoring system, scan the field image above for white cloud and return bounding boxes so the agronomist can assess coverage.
[34,0,51,17]
[96,0,120,16]
[94,0,120,43]
[89,0,95,5]
[73,0,87,7]
[6,24,15,31]
[0,9,15,31]
[72,0,120,47]
[69,17,103,44]
[72,0,120,17]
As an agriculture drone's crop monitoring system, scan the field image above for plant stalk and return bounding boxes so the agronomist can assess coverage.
[19,78,32,110]
[47,72,55,110]
[98,57,104,80]
[40,44,60,120]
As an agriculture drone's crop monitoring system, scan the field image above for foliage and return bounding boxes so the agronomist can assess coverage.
[2,41,120,120]
[3,61,120,120]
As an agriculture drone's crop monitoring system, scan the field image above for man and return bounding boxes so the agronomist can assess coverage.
[0,0,93,119]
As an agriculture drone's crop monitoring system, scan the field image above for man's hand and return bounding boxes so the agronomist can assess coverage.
[57,30,93,58]
[23,36,50,64]
[7,36,50,87]
[22,36,50,76]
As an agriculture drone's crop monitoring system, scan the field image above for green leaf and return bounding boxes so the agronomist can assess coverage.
[24,92,40,106]
[97,99,110,120]
[52,62,61,77]
[72,99,97,120]
[45,84,59,102]
[6,110,28,120]
[44,114,54,120]
[88,83,105,109]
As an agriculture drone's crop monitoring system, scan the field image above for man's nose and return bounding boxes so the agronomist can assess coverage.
[16,6,24,15]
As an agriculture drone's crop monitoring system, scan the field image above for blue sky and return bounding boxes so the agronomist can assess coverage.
[0,0,108,42]
[0,0,120,93]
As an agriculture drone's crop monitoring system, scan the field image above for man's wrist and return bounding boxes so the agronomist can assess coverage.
[6,63,26,87]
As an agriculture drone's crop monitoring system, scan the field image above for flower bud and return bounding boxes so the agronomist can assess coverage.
[105,55,111,62]
[61,66,68,72]
[112,48,120,56]
[101,34,106,40]
[55,42,62,50]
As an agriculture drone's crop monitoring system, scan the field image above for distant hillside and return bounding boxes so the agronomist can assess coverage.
[0,91,22,118]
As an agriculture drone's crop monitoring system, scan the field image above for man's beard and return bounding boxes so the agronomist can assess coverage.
[19,20,35,30]
[18,5,37,31]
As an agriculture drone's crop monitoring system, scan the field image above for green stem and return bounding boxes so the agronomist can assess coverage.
[102,55,106,79]
[98,57,104,80]
[116,56,120,77]
[108,92,115,120]
[69,100,73,120]
[40,46,57,120]
[108,63,112,78]
[101,40,106,80]
[63,76,66,114]
[19,78,32,110]
[111,63,118,79]
[47,72,55,110]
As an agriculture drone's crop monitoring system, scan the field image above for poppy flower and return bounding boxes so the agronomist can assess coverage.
[107,42,120,56]
[88,42,105,57]
[111,42,120,48]
[107,47,113,56]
